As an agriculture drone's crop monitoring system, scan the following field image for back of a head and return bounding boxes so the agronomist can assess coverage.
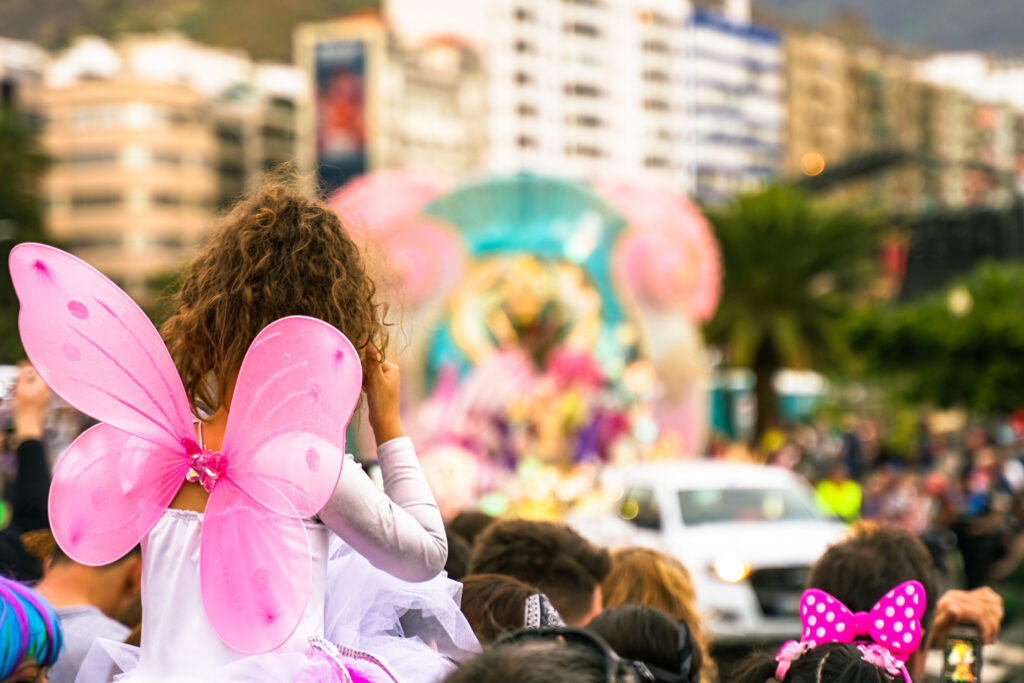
[602,548,713,681]
[808,525,938,638]
[448,510,496,546]
[0,577,62,679]
[445,530,471,581]
[162,180,387,413]
[442,640,622,683]
[460,574,539,645]
[735,643,894,683]
[468,520,610,625]
[603,547,696,620]
[588,605,687,677]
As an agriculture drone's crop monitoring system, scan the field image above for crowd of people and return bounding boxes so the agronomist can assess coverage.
[0,182,1013,682]
[761,415,1024,590]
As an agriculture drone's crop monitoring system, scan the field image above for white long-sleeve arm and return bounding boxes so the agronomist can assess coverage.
[318,436,448,582]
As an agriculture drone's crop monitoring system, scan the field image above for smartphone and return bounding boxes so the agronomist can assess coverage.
[941,623,982,683]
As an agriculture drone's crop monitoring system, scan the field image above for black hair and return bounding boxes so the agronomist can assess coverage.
[444,529,471,581]
[442,637,633,683]
[735,642,896,683]
[588,605,700,682]
[808,525,937,639]
[468,520,610,624]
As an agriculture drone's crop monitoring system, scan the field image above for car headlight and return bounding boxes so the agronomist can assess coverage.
[712,554,751,583]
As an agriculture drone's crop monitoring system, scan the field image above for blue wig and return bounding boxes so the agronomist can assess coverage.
[0,576,62,677]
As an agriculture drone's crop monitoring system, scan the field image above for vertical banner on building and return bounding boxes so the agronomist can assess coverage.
[314,39,367,194]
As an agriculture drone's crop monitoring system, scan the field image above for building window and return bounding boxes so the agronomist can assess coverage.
[564,22,601,39]
[261,125,295,142]
[153,150,181,166]
[517,103,538,117]
[569,114,603,128]
[643,69,671,83]
[152,193,181,207]
[564,83,602,98]
[564,0,603,5]
[514,7,534,21]
[642,40,671,55]
[514,40,535,54]
[515,71,533,85]
[644,98,671,112]
[68,235,121,250]
[66,150,117,167]
[71,193,120,209]
[645,155,670,168]
[517,135,538,148]
[566,144,604,158]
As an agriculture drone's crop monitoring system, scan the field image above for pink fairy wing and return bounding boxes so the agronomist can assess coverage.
[200,478,311,653]
[50,423,188,566]
[222,316,361,519]
[9,244,193,452]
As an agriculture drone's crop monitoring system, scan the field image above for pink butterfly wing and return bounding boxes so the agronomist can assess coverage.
[199,478,311,653]
[9,244,193,452]
[222,316,361,518]
[49,423,188,565]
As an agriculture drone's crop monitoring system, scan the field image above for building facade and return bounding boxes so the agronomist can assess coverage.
[682,8,784,203]
[295,14,486,196]
[41,34,303,299]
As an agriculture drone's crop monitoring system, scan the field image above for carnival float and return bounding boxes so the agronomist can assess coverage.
[330,171,721,519]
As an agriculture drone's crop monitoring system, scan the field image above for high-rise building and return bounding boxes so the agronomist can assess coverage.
[295,13,486,196]
[479,0,690,185]
[682,8,784,203]
[0,38,46,114]
[41,34,304,300]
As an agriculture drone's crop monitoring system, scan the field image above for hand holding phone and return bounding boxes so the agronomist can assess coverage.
[942,623,982,683]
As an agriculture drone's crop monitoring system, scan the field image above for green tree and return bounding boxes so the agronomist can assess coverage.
[705,185,883,438]
[850,262,1024,414]
[0,106,50,362]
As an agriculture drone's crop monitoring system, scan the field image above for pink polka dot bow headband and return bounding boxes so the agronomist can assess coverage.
[774,580,926,682]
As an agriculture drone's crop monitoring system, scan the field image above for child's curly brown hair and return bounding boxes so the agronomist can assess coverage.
[161,181,388,414]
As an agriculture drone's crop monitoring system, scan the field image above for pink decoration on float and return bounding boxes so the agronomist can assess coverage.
[594,176,721,322]
[9,243,362,654]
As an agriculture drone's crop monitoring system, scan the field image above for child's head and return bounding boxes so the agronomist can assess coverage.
[735,642,900,683]
[587,604,701,683]
[162,181,388,413]
[0,577,62,682]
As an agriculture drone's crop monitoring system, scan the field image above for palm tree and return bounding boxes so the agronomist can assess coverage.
[705,185,882,438]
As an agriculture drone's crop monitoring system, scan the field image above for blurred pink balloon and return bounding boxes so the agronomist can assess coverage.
[328,169,448,232]
[594,176,721,322]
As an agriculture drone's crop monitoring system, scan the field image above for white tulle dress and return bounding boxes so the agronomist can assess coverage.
[75,438,480,683]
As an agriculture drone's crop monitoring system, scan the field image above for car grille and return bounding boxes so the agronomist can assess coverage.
[749,566,809,618]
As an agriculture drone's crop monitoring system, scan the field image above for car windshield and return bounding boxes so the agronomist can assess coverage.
[678,486,824,525]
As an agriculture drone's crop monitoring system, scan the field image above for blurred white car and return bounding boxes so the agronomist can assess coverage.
[570,461,847,644]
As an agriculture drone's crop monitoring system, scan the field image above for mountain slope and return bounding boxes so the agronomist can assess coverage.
[754,0,1024,55]
[0,0,379,61]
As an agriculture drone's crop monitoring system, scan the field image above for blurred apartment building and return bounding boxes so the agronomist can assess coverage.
[682,5,785,203]
[372,0,783,202]
[294,13,486,195]
[785,33,1024,213]
[39,34,303,299]
[0,38,46,115]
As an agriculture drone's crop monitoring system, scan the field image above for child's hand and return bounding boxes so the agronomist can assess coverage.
[364,354,406,445]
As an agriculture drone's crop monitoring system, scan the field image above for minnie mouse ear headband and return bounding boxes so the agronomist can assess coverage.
[774,581,926,683]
